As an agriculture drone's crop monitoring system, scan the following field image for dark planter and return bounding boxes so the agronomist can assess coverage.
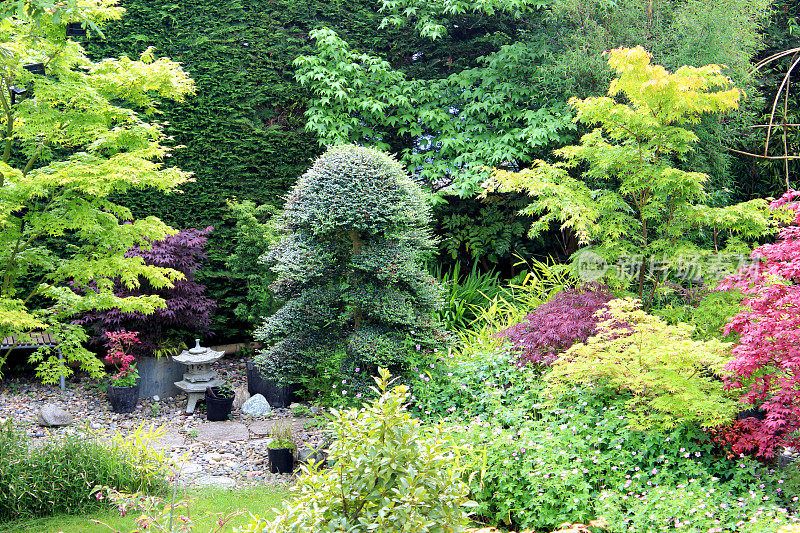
[736,408,767,421]
[779,454,797,469]
[137,356,184,399]
[268,447,294,474]
[108,383,139,414]
[246,361,299,408]
[66,22,87,38]
[205,387,235,421]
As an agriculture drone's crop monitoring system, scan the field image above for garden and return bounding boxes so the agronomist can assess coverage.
[3,0,800,532]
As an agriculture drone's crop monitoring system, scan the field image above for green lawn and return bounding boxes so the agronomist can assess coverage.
[0,485,289,533]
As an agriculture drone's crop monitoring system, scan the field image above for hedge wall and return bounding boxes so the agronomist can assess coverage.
[84,0,513,340]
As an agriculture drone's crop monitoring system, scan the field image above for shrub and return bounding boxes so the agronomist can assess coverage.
[716,190,800,457]
[242,368,475,533]
[104,330,140,386]
[495,285,614,365]
[652,286,744,342]
[255,145,448,385]
[547,298,737,430]
[432,262,504,331]
[225,200,281,329]
[0,422,170,521]
[79,227,216,357]
[459,386,794,531]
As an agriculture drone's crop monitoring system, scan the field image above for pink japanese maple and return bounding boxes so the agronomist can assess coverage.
[104,330,140,383]
[717,189,800,457]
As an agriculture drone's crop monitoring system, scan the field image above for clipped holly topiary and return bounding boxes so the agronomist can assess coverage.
[495,284,614,366]
[254,145,448,384]
[241,368,475,533]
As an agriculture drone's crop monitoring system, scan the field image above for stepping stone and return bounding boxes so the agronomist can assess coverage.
[176,462,203,475]
[248,420,277,436]
[149,429,185,451]
[194,421,249,442]
[193,475,235,488]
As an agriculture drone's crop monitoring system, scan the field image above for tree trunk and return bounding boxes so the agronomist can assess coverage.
[348,230,364,329]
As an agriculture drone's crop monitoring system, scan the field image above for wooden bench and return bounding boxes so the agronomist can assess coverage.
[1,332,65,390]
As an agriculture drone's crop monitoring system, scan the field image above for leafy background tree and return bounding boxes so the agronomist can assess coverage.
[485,47,772,303]
[254,145,448,388]
[0,0,195,382]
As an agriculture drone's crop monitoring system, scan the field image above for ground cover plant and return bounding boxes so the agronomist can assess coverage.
[392,247,800,531]
[415,317,799,532]
[0,422,170,522]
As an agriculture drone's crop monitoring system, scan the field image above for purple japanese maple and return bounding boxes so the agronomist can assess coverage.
[79,227,216,357]
[496,284,614,365]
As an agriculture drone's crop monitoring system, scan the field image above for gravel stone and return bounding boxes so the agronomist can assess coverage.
[1,352,326,487]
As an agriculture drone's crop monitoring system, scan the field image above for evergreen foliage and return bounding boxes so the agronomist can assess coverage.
[296,0,770,198]
[80,0,506,336]
[495,285,613,366]
[254,145,448,385]
[225,201,280,328]
[0,1,194,383]
[243,368,475,533]
[547,298,737,430]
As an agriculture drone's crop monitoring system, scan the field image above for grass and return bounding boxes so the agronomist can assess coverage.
[0,485,289,533]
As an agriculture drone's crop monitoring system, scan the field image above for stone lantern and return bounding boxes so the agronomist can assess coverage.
[173,339,224,414]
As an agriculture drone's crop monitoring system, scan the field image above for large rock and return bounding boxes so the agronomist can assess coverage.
[241,394,271,417]
[37,403,71,427]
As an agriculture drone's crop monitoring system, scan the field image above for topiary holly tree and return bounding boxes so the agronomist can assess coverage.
[254,145,448,386]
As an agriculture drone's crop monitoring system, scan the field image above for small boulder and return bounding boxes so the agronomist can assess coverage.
[232,386,250,410]
[298,447,326,467]
[37,403,72,427]
[241,394,271,417]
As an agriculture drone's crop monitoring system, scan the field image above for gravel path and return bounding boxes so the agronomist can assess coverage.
[0,353,328,488]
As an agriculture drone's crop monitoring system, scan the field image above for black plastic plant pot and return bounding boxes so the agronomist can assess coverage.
[205,387,235,421]
[268,448,294,474]
[66,22,87,38]
[108,384,139,414]
[23,63,45,76]
[246,360,299,408]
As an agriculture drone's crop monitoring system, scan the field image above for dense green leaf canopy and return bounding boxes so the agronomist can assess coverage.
[0,0,194,382]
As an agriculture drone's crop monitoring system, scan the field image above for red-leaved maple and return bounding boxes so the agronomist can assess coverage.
[716,190,800,457]
[495,285,613,366]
